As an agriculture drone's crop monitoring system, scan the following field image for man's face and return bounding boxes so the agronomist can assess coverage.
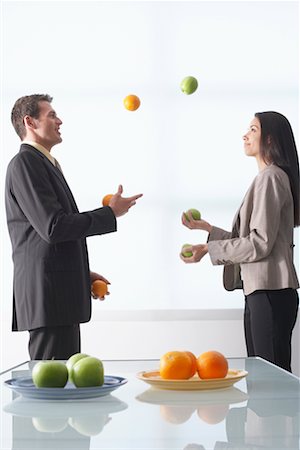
[31,101,63,150]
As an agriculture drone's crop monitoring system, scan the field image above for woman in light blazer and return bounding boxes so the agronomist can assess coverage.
[181,111,299,372]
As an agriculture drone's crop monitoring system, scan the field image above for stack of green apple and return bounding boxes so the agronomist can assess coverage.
[32,353,104,388]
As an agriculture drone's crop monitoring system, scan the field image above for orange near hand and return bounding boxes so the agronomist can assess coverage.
[102,194,113,207]
[196,351,228,379]
[92,280,108,298]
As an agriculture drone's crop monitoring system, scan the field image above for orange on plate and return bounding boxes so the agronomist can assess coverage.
[196,350,228,379]
[123,94,141,111]
[160,351,194,380]
[102,194,113,207]
[92,280,108,298]
[184,351,197,378]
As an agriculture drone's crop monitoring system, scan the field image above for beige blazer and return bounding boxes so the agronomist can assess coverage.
[208,165,299,295]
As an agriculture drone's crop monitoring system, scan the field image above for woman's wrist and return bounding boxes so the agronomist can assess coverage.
[206,223,213,233]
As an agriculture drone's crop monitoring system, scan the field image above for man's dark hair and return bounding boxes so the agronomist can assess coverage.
[255,111,300,227]
[11,94,53,140]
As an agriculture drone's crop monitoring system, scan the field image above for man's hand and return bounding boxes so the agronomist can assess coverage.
[180,244,208,263]
[108,185,143,218]
[90,271,110,301]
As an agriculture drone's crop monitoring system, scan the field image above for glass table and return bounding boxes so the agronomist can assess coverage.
[0,357,299,450]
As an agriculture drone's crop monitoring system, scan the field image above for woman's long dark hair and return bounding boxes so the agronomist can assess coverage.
[255,111,300,227]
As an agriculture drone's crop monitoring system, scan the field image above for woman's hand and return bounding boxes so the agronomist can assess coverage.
[180,244,208,263]
[181,212,212,233]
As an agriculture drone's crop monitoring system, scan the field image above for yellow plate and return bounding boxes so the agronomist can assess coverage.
[136,369,248,391]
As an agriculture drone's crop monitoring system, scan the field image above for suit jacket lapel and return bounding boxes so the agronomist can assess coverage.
[20,144,79,212]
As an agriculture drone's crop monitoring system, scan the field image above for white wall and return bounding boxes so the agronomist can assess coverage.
[1,311,299,375]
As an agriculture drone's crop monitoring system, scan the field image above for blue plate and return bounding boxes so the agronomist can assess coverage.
[4,375,127,400]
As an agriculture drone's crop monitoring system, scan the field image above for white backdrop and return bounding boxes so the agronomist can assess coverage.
[1,1,299,319]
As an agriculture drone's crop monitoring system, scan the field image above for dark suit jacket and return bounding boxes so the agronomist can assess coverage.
[5,144,117,331]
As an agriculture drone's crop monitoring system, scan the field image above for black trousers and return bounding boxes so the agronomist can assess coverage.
[244,288,299,372]
[28,324,81,360]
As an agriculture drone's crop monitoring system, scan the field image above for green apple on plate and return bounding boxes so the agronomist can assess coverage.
[32,361,68,388]
[71,356,104,387]
[66,353,89,383]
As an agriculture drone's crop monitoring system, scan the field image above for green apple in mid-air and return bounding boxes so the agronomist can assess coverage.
[71,356,104,387]
[180,76,198,95]
[184,208,201,221]
[66,353,89,383]
[32,361,68,388]
[181,244,193,258]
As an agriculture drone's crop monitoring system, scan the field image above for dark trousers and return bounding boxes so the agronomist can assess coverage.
[244,288,299,372]
[28,324,81,360]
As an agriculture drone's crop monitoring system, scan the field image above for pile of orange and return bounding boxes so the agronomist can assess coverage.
[159,350,228,380]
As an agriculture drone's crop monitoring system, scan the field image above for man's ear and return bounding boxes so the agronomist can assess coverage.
[23,115,36,130]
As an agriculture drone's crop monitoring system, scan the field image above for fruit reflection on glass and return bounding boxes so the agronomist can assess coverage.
[69,414,111,436]
[71,356,104,387]
[32,361,68,388]
[196,351,228,379]
[180,76,198,95]
[181,244,193,258]
[160,405,195,424]
[160,351,197,380]
[92,280,108,298]
[66,353,89,383]
[32,416,68,433]
[197,403,229,424]
[102,194,113,207]
[184,208,201,221]
[123,94,141,111]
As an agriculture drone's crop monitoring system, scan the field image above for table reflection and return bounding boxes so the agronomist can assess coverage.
[136,360,300,450]
[4,394,127,449]
[221,360,300,449]
[136,385,248,426]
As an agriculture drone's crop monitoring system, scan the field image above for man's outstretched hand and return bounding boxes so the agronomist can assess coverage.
[109,185,143,217]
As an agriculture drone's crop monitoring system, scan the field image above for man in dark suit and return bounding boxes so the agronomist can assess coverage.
[5,94,143,360]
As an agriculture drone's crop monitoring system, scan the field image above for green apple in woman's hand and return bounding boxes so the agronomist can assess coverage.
[181,244,193,258]
[184,209,201,221]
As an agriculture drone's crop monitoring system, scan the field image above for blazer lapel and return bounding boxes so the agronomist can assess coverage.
[20,144,79,212]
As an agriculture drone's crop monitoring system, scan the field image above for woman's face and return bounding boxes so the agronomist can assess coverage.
[243,117,261,158]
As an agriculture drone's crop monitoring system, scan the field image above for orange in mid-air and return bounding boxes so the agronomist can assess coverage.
[196,350,228,379]
[123,94,141,111]
[102,194,113,207]
[92,280,108,298]
[160,351,195,380]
